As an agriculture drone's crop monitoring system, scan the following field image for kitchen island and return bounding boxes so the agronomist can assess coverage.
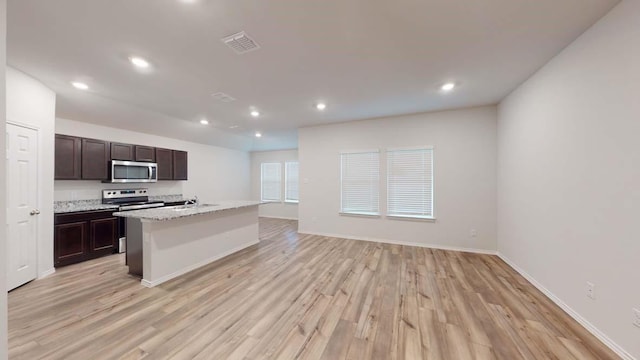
[113,201,261,287]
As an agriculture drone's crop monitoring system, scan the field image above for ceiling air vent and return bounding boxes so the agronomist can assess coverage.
[211,92,236,103]
[221,31,260,54]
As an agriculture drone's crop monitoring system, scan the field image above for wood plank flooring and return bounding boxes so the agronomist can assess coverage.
[9,218,618,359]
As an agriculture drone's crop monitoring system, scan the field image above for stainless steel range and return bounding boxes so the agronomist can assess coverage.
[102,189,165,252]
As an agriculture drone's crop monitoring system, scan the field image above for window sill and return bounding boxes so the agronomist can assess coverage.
[284,200,299,204]
[339,212,381,218]
[260,200,282,204]
[387,215,436,222]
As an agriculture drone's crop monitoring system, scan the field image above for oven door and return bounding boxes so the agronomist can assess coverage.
[111,160,158,183]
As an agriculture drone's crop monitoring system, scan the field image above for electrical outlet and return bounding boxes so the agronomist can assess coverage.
[633,308,640,328]
[470,229,478,238]
[586,282,596,300]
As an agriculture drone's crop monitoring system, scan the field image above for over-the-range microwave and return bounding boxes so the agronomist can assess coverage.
[107,160,158,183]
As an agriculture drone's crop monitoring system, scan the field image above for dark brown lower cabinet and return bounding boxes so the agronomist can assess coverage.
[54,210,118,267]
[54,221,88,267]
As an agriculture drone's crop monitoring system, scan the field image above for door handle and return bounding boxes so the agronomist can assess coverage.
[30,209,40,216]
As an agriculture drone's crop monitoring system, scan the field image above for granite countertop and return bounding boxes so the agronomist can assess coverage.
[149,194,192,203]
[54,200,119,214]
[112,200,263,221]
[54,194,189,214]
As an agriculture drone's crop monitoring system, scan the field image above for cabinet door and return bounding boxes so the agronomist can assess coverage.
[89,217,118,257]
[82,138,110,180]
[135,145,156,162]
[111,143,134,161]
[173,150,188,180]
[55,134,82,180]
[156,148,173,180]
[54,221,88,267]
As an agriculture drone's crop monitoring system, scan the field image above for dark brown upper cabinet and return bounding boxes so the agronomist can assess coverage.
[110,142,134,161]
[173,150,188,180]
[155,148,173,180]
[135,145,156,162]
[81,138,110,180]
[55,133,187,182]
[55,134,82,180]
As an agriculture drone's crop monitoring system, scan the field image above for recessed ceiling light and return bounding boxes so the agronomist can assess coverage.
[441,82,456,92]
[71,82,89,90]
[229,125,239,129]
[129,56,150,68]
[251,110,260,117]
[316,103,327,110]
[200,119,209,125]
[255,132,262,138]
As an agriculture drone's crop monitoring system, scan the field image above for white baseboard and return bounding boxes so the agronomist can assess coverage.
[497,253,635,360]
[37,268,55,279]
[259,215,298,221]
[298,230,497,255]
[141,240,260,288]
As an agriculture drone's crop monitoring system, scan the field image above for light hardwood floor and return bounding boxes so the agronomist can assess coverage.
[9,218,618,359]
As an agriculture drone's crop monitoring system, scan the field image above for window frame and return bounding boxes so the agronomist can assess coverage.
[386,146,435,220]
[260,162,282,203]
[284,161,299,203]
[339,150,381,217]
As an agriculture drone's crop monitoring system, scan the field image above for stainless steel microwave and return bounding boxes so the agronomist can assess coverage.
[109,160,158,183]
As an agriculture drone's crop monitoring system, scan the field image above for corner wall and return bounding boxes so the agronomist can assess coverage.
[299,106,497,252]
[497,1,639,358]
[0,0,8,357]
[250,149,299,220]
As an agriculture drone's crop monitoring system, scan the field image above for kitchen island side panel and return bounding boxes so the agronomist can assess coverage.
[141,206,259,287]
[126,218,143,276]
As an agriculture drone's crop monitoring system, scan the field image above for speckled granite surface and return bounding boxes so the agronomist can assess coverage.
[112,201,262,221]
[54,200,119,214]
[54,194,189,213]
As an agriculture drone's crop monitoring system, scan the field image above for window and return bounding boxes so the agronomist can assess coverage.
[387,147,434,219]
[285,162,299,203]
[340,151,380,215]
[261,163,281,202]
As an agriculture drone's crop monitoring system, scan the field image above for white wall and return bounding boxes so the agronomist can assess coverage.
[497,1,639,358]
[6,67,56,280]
[0,0,8,357]
[55,118,251,203]
[251,149,298,220]
[299,106,497,252]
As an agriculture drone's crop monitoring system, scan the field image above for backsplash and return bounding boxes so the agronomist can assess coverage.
[54,180,184,201]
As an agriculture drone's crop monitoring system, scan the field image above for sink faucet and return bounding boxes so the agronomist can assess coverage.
[185,196,199,206]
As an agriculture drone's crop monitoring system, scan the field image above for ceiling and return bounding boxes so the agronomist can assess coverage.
[7,0,618,151]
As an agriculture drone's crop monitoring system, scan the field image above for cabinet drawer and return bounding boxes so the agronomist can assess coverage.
[55,209,117,225]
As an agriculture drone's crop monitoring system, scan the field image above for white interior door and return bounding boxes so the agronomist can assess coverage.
[6,123,39,291]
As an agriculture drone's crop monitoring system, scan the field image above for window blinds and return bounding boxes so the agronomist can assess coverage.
[261,162,282,202]
[387,148,434,218]
[340,151,380,215]
[285,162,299,202]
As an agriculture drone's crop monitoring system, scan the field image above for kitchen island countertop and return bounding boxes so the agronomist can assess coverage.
[112,200,263,221]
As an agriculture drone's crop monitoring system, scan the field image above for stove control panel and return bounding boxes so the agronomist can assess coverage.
[102,188,149,200]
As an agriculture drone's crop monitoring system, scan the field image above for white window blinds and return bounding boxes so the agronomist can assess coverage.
[340,151,380,215]
[261,162,282,202]
[285,162,299,203]
[387,148,434,218]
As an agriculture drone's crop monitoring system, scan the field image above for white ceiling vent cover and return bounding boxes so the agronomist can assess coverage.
[211,92,236,103]
[222,31,260,54]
